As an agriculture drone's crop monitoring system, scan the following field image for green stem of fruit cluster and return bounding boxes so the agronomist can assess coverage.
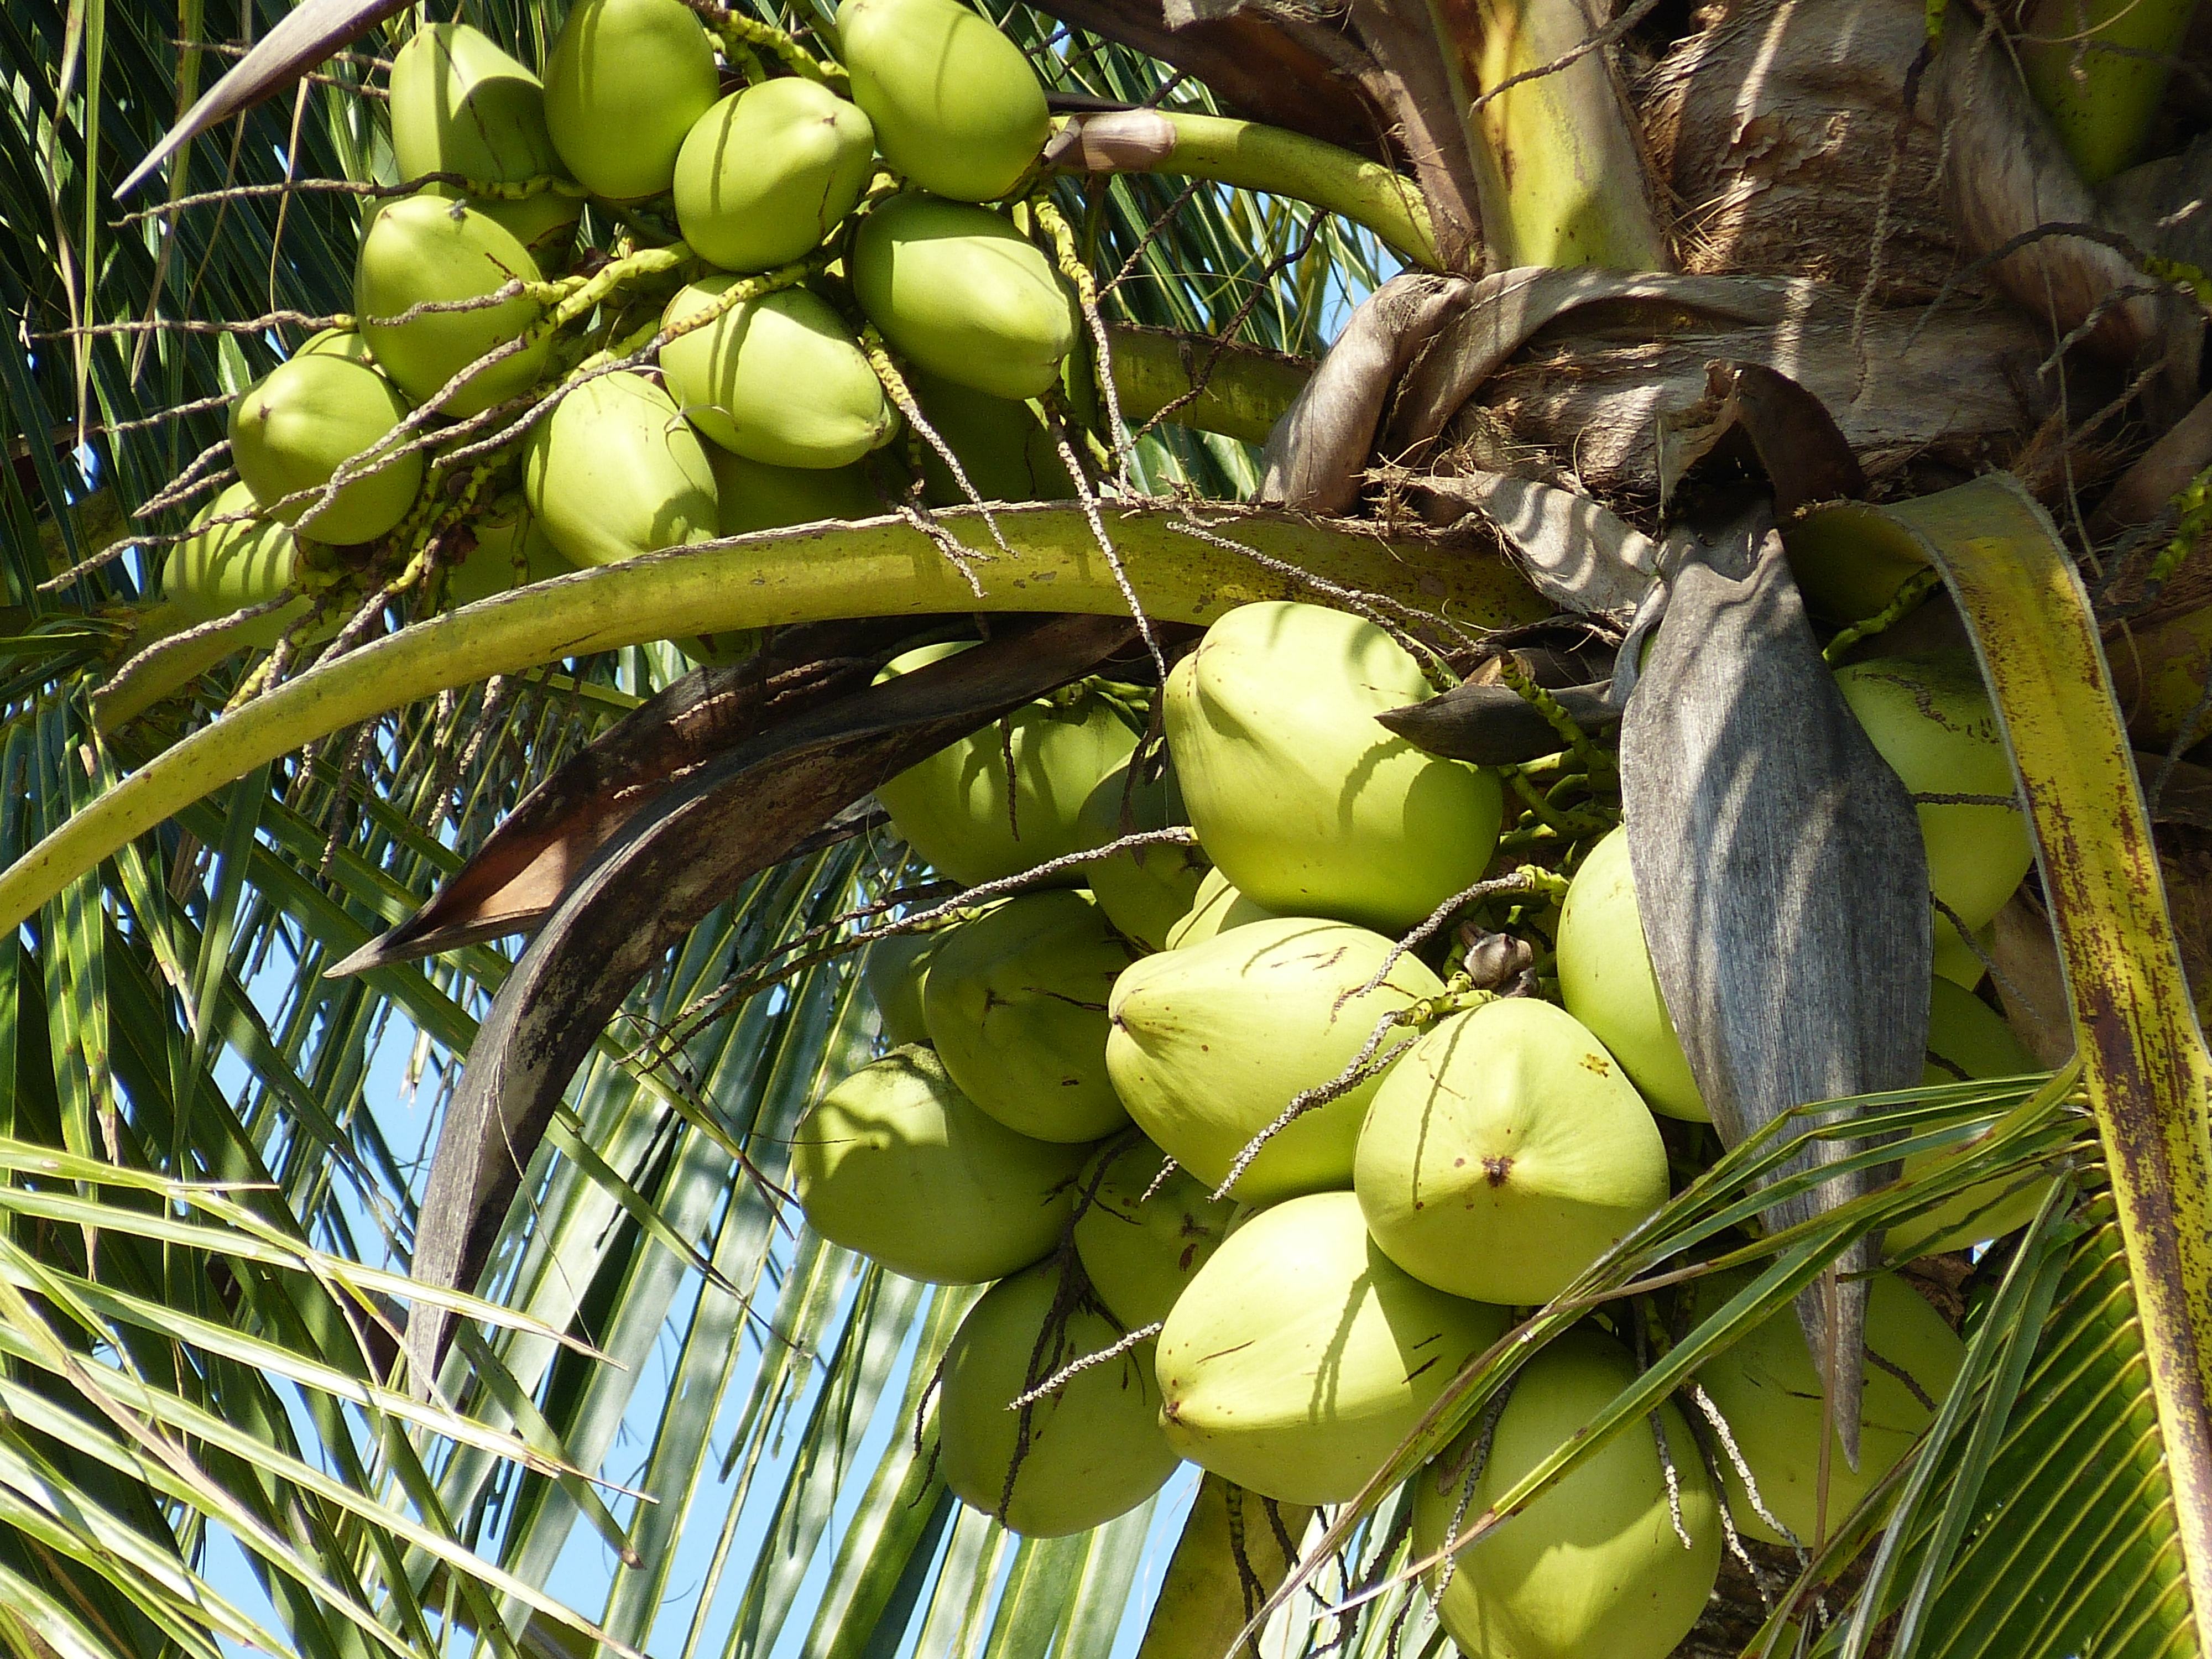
[2020,0,2204,183]
[1103,325,1313,446]
[1,508,1547,937]
[698,6,847,90]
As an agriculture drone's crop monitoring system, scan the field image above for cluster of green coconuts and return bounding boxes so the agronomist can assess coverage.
[161,0,1083,645]
[794,599,2044,1658]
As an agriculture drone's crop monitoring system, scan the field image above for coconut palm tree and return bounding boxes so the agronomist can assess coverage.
[0,0,2206,1654]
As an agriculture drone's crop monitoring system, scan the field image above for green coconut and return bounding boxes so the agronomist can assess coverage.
[1355,998,1669,1306]
[1155,1190,1507,1505]
[1071,1134,1237,1329]
[1073,763,1207,951]
[229,352,421,545]
[836,0,1050,202]
[441,497,573,606]
[938,1260,1180,1535]
[660,280,897,468]
[1887,977,2055,1258]
[1160,867,1277,951]
[911,369,1079,505]
[1105,916,1445,1202]
[1165,601,1505,935]
[1932,917,1996,987]
[389,24,580,262]
[710,450,887,534]
[163,483,314,648]
[675,80,877,273]
[789,1045,1089,1282]
[851,194,1077,401]
[873,644,1139,883]
[860,928,949,1048]
[354,194,551,417]
[294,327,375,364]
[1414,1328,1720,1659]
[520,371,721,566]
[1692,1270,1964,1546]
[1836,654,2034,965]
[541,0,719,201]
[1556,826,1707,1122]
[922,890,1141,1142]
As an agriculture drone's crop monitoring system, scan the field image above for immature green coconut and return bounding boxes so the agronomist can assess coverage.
[1886,977,2056,1258]
[1071,1134,1237,1329]
[861,928,948,1048]
[873,644,1139,883]
[1556,826,1707,1121]
[1073,763,1207,951]
[388,24,580,262]
[228,353,421,545]
[1932,917,1996,987]
[1414,1328,1720,1659]
[660,280,897,468]
[1155,1191,1507,1505]
[922,891,1141,1142]
[851,194,1077,400]
[1106,916,1446,1202]
[1160,867,1276,951]
[354,194,551,417]
[938,1260,1181,1535]
[709,450,886,534]
[1836,654,2034,963]
[1166,601,1504,935]
[440,497,573,606]
[164,483,314,648]
[789,1045,1088,1282]
[911,369,1080,505]
[521,371,720,567]
[836,0,1050,202]
[541,0,720,201]
[1692,1270,1965,1545]
[1355,998,1669,1306]
[675,81,877,273]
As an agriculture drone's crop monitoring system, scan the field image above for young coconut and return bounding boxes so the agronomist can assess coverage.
[851,195,1078,401]
[1355,998,1669,1306]
[1556,826,1708,1121]
[710,450,888,535]
[229,352,422,545]
[1165,601,1504,935]
[1691,1270,1964,1546]
[1072,761,1207,951]
[861,927,950,1048]
[388,24,580,263]
[922,891,1142,1142]
[1071,1133,1237,1329]
[520,371,721,567]
[872,644,1139,884]
[674,81,877,273]
[911,369,1080,506]
[1836,654,2034,966]
[1106,916,1444,1202]
[541,0,720,201]
[659,280,898,469]
[1160,867,1276,951]
[937,1259,1181,1535]
[440,495,573,606]
[1154,1191,1507,1505]
[789,1045,1089,1282]
[354,194,551,417]
[1413,1328,1720,1659]
[164,483,315,648]
[1886,977,2056,1258]
[836,0,1050,202]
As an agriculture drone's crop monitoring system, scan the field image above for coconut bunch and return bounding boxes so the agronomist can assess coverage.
[152,0,1095,668]
[784,594,2049,1652]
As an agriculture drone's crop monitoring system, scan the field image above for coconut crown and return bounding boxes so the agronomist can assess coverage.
[541,0,720,201]
[835,0,1050,202]
[1414,1327,1720,1659]
[922,890,1139,1143]
[521,371,721,567]
[1165,601,1505,935]
[1556,825,1709,1122]
[1355,997,1669,1306]
[851,195,1078,401]
[1105,915,1444,1202]
[789,1045,1088,1283]
[675,81,878,274]
[1154,1190,1507,1505]
[937,1260,1180,1535]
[1071,1133,1237,1329]
[354,194,551,418]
